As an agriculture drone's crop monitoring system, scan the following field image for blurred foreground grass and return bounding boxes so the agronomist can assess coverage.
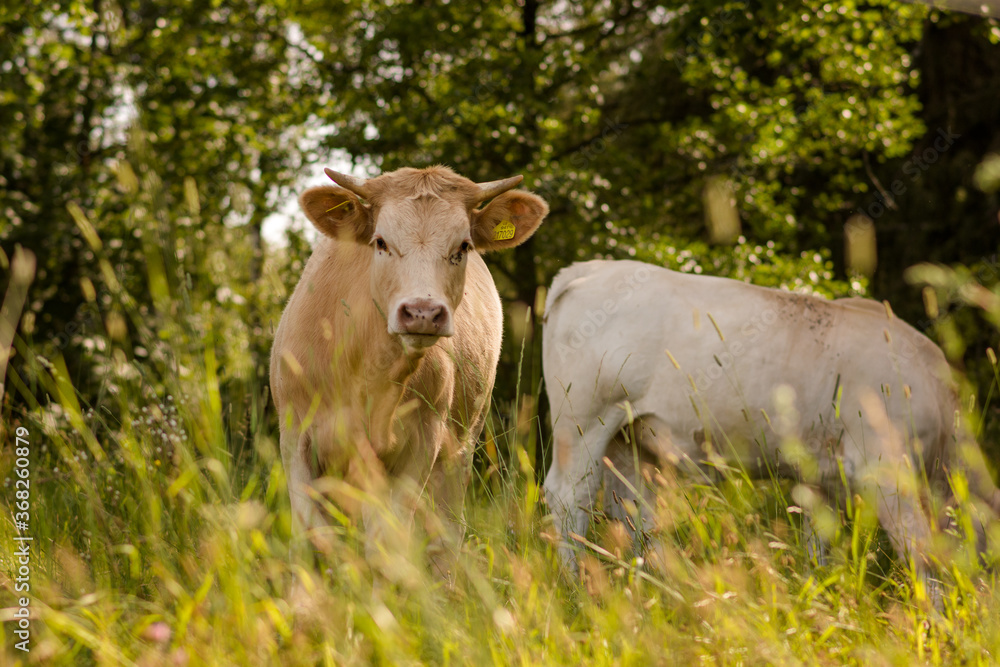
[3,193,1000,665]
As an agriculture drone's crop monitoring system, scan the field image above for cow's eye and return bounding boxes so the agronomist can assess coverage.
[450,241,471,265]
[375,237,389,253]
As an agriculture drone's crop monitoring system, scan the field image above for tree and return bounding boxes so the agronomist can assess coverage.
[5,0,999,462]
[1,0,326,417]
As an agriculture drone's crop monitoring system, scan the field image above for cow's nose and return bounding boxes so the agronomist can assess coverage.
[397,299,450,336]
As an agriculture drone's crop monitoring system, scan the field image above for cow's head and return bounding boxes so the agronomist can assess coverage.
[300,166,548,351]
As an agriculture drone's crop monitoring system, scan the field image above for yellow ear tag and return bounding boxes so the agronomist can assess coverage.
[492,219,516,241]
[326,200,352,213]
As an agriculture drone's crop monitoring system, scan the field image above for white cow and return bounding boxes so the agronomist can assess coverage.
[542,259,999,579]
[271,166,547,576]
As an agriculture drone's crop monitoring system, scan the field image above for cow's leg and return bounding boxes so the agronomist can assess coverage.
[361,419,443,578]
[790,482,834,567]
[848,393,940,605]
[801,511,829,567]
[602,429,661,554]
[875,483,940,606]
[424,433,474,582]
[280,427,326,614]
[544,422,616,572]
[281,427,322,538]
[852,444,939,606]
[359,472,421,577]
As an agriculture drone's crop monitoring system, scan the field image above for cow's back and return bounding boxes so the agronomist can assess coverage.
[543,260,955,473]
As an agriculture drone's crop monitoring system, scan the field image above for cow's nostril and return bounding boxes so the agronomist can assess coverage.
[396,299,449,336]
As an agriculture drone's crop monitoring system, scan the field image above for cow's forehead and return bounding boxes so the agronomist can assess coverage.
[368,166,480,206]
[376,196,471,244]
[369,168,479,243]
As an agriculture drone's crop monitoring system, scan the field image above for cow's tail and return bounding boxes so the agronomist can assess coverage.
[543,260,606,322]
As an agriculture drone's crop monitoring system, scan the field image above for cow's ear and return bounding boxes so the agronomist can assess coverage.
[300,186,372,242]
[471,190,548,252]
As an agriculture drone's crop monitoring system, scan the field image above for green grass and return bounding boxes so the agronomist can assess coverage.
[5,339,1000,667]
[4,233,1000,665]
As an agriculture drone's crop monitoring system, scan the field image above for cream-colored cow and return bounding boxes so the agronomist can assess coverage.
[543,259,999,581]
[271,166,546,575]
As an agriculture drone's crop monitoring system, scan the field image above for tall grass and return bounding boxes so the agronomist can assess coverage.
[3,192,1000,665]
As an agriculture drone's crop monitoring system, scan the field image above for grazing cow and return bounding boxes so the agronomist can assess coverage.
[271,166,547,575]
[542,259,1000,581]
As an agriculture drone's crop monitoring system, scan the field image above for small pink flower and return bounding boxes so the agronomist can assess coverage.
[141,622,171,644]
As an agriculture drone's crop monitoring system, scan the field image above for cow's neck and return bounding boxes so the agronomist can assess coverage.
[364,333,430,385]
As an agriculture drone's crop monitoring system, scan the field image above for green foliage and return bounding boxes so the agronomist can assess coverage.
[1,0,322,408]
[291,0,931,300]
[672,0,926,244]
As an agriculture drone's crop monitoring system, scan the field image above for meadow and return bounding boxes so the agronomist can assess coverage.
[3,217,1000,666]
